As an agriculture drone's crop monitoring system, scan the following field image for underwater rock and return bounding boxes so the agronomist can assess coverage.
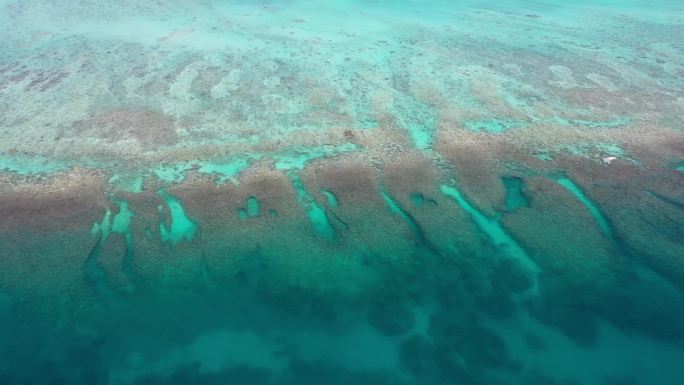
[367,302,416,337]
[399,334,438,378]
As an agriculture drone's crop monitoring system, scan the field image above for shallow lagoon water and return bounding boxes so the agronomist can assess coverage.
[1,1,684,384]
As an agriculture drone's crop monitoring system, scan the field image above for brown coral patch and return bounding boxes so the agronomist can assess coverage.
[69,108,179,148]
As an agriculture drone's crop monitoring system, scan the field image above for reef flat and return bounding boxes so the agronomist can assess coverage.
[1,1,683,384]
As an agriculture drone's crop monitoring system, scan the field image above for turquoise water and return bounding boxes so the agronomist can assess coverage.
[1,1,684,384]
